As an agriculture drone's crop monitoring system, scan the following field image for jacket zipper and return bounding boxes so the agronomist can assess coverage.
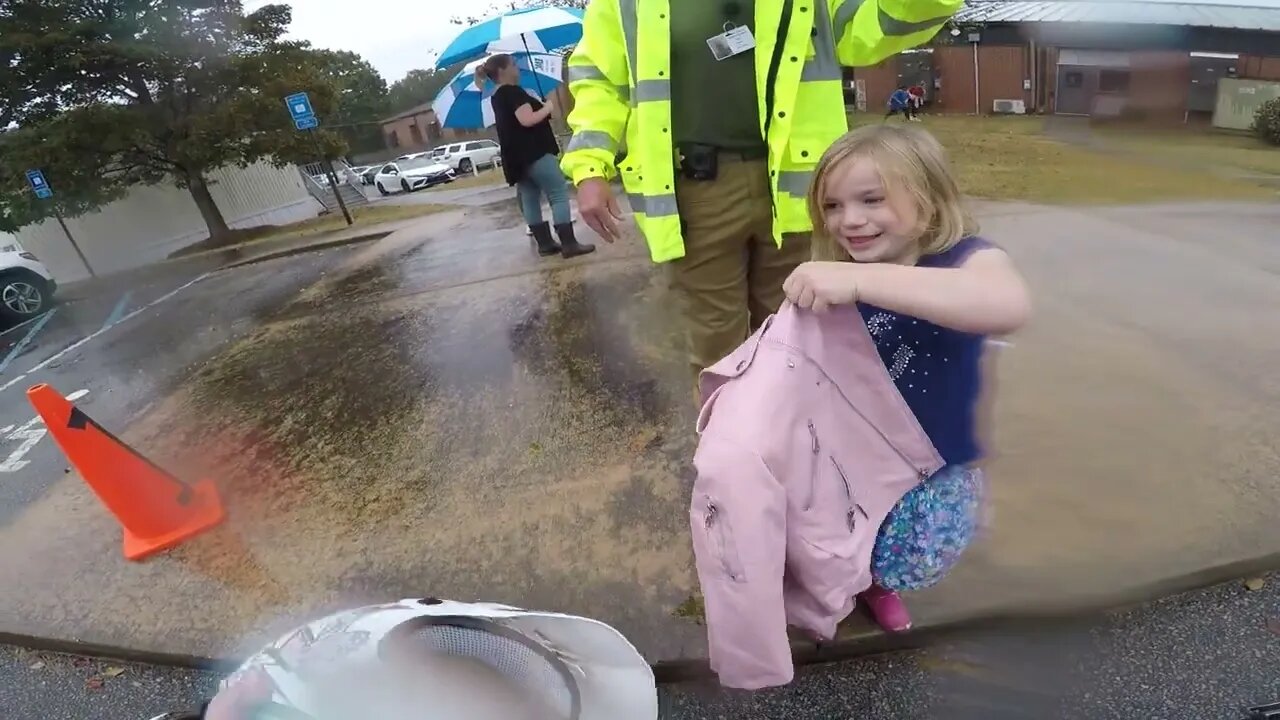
[705,502,739,580]
[830,457,869,533]
[804,420,820,510]
[808,364,935,482]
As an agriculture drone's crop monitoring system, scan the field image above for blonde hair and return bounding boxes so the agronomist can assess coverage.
[808,124,977,262]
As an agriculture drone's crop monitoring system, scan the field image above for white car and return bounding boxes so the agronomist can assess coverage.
[0,245,56,322]
[435,140,502,173]
[373,157,456,195]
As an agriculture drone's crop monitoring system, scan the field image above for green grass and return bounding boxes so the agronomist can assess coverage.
[848,114,1279,203]
[1095,125,1280,178]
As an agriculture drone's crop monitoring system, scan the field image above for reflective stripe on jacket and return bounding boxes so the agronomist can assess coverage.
[562,0,961,263]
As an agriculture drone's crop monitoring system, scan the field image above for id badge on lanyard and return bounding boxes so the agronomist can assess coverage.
[707,22,756,61]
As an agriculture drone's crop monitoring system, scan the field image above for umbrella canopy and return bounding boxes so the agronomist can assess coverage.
[433,52,564,130]
[434,5,584,69]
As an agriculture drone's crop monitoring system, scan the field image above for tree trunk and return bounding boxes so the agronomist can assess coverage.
[186,172,230,242]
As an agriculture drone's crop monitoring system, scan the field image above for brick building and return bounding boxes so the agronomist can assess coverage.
[850,0,1280,123]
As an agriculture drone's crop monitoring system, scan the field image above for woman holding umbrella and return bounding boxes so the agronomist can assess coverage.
[476,54,594,259]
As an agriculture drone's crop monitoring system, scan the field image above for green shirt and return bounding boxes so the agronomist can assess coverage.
[669,0,766,153]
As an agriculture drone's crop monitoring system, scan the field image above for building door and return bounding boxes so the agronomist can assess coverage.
[898,50,936,104]
[1055,65,1094,115]
[1188,53,1238,114]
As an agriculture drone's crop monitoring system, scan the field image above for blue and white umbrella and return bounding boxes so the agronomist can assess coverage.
[433,52,564,129]
[434,5,584,69]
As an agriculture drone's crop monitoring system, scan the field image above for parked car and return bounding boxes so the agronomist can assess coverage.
[373,157,456,195]
[0,247,56,322]
[360,166,379,185]
[436,140,502,173]
[346,165,373,185]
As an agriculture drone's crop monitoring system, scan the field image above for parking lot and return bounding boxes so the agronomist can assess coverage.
[0,247,365,529]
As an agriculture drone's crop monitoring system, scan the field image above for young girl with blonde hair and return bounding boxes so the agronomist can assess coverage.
[783,124,1032,632]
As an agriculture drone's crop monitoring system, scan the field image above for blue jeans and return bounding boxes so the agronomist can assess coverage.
[517,153,572,227]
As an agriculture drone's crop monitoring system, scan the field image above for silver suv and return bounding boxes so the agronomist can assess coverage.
[433,140,502,173]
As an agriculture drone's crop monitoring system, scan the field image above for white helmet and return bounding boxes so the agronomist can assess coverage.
[216,598,658,720]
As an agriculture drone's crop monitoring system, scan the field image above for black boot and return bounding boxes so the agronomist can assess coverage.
[530,221,561,257]
[555,222,595,259]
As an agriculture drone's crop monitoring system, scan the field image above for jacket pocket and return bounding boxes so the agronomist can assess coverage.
[830,457,870,535]
[801,419,821,511]
[695,494,747,583]
[797,452,867,559]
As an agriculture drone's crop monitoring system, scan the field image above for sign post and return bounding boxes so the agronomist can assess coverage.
[284,92,352,226]
[25,169,95,278]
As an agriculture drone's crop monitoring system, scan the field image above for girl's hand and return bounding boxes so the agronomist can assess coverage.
[784,262,860,312]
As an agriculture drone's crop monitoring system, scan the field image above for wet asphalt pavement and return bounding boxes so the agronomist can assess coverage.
[0,194,1278,677]
[3,572,1276,719]
[0,246,367,528]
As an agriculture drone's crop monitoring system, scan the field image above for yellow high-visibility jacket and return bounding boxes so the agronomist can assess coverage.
[562,0,960,263]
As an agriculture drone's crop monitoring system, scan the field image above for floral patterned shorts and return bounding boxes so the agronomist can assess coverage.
[871,464,985,592]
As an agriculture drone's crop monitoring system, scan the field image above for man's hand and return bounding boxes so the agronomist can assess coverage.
[783,262,860,312]
[576,177,623,243]
[206,669,274,720]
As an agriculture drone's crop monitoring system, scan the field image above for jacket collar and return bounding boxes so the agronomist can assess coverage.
[701,302,944,475]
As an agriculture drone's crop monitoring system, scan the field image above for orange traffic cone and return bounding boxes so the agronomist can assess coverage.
[27,383,225,561]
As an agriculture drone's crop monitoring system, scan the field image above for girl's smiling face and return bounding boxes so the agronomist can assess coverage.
[821,156,921,265]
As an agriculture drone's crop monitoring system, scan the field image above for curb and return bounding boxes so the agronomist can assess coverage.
[217,231,392,271]
[4,551,1277,684]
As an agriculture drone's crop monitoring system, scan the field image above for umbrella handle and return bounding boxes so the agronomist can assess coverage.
[521,33,547,100]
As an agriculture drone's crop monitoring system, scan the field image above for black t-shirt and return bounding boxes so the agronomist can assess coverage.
[490,84,560,186]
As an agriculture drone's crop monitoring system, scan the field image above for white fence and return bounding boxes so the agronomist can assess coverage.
[13,162,324,283]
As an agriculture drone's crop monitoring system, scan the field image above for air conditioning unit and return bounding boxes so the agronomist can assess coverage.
[992,99,1027,114]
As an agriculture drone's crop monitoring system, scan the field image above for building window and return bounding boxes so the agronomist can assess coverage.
[1064,71,1084,89]
[410,123,423,145]
[387,132,400,148]
[1099,69,1130,93]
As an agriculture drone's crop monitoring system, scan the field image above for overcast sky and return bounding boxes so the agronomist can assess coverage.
[247,0,500,81]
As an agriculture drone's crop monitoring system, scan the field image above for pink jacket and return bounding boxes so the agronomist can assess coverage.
[691,302,945,690]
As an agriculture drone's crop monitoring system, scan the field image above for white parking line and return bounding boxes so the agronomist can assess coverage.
[0,388,89,472]
[0,273,211,394]
[0,308,58,373]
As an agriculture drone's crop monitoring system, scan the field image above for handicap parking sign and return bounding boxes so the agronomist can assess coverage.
[284,92,319,131]
[25,169,53,199]
[285,92,314,120]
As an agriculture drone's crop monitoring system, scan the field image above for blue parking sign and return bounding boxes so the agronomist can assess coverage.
[284,92,314,120]
[25,169,53,199]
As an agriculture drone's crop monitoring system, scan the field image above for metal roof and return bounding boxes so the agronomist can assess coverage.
[954,0,1280,31]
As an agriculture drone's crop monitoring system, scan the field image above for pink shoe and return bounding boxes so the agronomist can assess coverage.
[860,585,913,633]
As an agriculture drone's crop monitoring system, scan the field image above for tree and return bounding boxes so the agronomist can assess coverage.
[314,50,391,156]
[0,1,347,241]
[1254,98,1280,147]
[386,68,458,117]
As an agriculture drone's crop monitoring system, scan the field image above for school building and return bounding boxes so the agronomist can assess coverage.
[848,0,1280,123]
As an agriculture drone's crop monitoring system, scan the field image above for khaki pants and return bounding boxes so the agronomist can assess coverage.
[670,157,812,379]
